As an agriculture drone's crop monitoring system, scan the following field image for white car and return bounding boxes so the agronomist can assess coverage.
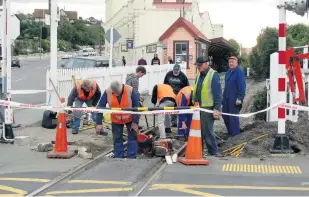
[62,54,73,59]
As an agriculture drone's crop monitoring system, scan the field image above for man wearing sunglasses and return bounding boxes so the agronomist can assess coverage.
[67,79,102,134]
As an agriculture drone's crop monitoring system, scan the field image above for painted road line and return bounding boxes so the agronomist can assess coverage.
[166,187,222,196]
[69,180,132,185]
[0,184,27,196]
[0,178,50,182]
[12,78,26,83]
[222,164,302,174]
[45,188,133,195]
[151,184,309,191]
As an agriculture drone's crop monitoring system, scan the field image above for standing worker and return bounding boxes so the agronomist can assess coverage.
[163,64,189,127]
[222,56,246,136]
[176,86,193,139]
[193,56,222,157]
[95,81,140,159]
[151,84,176,138]
[125,66,147,104]
[67,79,103,135]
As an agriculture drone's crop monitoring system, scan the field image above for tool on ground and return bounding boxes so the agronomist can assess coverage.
[178,102,209,165]
[223,133,268,157]
[47,109,75,159]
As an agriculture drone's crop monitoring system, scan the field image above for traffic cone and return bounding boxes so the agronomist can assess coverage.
[178,102,209,165]
[47,110,75,159]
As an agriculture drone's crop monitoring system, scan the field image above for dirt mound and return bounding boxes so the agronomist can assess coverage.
[217,114,309,158]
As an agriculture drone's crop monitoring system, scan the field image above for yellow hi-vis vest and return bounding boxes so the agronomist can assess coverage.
[192,68,216,107]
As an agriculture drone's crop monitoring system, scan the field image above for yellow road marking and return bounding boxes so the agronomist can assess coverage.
[0,178,50,182]
[151,184,309,191]
[69,180,131,185]
[45,187,133,195]
[221,164,302,174]
[167,187,222,196]
[0,185,27,196]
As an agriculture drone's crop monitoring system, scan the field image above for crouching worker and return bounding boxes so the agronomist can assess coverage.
[151,84,176,139]
[67,79,103,135]
[95,80,140,158]
[176,86,193,139]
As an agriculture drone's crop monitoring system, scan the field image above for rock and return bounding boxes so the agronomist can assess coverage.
[14,136,30,146]
[37,142,53,152]
[78,146,92,159]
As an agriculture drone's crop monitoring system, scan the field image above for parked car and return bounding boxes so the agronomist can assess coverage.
[62,54,73,59]
[60,56,119,69]
[12,57,20,68]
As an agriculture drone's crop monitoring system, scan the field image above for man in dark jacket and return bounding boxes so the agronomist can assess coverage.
[163,64,189,126]
[151,54,160,65]
[67,79,102,134]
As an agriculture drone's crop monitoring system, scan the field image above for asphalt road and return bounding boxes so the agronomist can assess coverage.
[11,58,63,105]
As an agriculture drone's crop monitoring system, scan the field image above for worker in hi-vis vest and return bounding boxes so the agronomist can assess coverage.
[95,80,140,159]
[176,86,193,139]
[192,56,223,157]
[151,84,176,139]
[67,79,102,135]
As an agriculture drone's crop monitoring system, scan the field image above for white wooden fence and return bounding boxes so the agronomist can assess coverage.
[46,63,187,107]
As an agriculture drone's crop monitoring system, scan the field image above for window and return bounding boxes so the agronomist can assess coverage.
[153,0,162,2]
[176,0,184,2]
[196,42,208,59]
[174,42,188,64]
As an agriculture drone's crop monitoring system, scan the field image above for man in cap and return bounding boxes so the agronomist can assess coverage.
[163,63,190,127]
[67,79,103,135]
[192,56,222,157]
[222,56,246,136]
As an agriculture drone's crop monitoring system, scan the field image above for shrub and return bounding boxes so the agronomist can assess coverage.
[250,86,267,121]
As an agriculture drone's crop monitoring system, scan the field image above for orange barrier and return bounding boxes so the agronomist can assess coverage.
[47,110,75,159]
[178,102,209,165]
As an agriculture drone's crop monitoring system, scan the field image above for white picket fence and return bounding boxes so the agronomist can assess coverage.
[46,63,187,107]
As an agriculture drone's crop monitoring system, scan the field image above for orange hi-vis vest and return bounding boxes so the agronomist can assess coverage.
[76,80,97,101]
[106,84,133,124]
[157,84,176,104]
[176,86,193,106]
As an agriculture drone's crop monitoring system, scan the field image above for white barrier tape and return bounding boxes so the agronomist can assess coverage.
[10,90,47,95]
[198,101,285,118]
[0,100,303,117]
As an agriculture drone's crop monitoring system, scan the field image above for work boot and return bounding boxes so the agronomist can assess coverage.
[72,129,79,134]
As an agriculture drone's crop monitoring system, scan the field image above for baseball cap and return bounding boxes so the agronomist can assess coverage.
[229,56,238,61]
[194,56,209,66]
[173,64,181,73]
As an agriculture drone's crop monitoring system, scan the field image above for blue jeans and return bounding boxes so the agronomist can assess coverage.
[112,122,138,158]
[200,111,218,155]
[177,114,192,135]
[72,98,96,131]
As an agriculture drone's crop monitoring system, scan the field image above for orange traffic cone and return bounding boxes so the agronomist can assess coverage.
[47,110,75,159]
[178,102,209,165]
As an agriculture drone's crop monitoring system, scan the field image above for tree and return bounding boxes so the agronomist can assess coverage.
[228,39,240,56]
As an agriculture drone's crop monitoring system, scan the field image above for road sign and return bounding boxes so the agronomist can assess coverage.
[127,40,134,49]
[104,28,121,45]
[0,13,20,40]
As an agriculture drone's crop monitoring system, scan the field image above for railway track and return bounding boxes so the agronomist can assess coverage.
[26,125,187,196]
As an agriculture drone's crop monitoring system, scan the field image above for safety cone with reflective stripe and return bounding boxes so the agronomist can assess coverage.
[178,102,209,165]
[47,109,75,159]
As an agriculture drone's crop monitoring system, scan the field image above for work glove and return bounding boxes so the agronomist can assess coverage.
[235,98,243,110]
[131,122,139,134]
[181,121,187,130]
[95,124,108,136]
[66,106,73,114]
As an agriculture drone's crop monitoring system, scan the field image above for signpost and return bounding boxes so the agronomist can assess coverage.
[0,0,20,143]
[104,27,121,68]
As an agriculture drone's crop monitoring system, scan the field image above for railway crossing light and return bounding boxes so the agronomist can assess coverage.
[294,0,308,16]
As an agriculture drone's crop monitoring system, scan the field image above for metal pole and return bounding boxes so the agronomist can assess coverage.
[109,26,113,68]
[50,0,58,106]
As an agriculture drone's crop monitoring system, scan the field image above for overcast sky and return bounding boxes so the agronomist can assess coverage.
[10,0,309,48]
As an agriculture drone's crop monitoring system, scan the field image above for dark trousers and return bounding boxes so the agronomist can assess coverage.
[200,111,218,155]
[222,98,240,136]
[112,122,138,158]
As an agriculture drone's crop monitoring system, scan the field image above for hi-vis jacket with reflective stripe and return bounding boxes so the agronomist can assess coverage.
[176,86,193,106]
[76,80,97,101]
[106,85,133,124]
[192,68,216,107]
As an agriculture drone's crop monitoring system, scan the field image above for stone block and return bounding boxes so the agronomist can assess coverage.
[78,146,92,159]
[37,142,53,152]
[14,136,31,146]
